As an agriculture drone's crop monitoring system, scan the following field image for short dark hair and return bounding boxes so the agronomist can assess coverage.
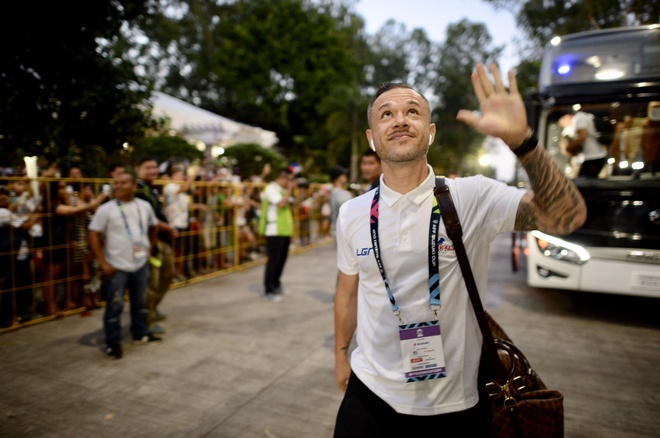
[329,166,349,182]
[108,163,124,173]
[136,155,158,167]
[361,148,381,162]
[367,82,431,125]
[275,168,292,180]
[169,164,185,177]
[115,170,137,183]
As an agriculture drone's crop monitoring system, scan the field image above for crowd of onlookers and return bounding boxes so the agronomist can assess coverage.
[0,150,382,331]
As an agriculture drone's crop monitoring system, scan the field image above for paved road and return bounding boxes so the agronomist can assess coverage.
[485,236,660,438]
[1,235,659,437]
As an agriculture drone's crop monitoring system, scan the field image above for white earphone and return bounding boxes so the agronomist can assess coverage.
[429,135,433,145]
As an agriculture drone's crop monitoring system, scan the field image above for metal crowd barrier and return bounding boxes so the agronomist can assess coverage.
[0,176,332,333]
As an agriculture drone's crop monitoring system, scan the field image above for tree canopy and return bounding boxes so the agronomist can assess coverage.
[485,0,659,52]
[129,0,365,168]
[2,0,650,178]
[0,1,158,174]
[428,20,503,175]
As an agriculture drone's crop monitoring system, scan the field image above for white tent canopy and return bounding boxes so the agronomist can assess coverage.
[150,91,278,148]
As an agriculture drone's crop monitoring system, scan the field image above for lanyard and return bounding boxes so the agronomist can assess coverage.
[370,186,441,324]
[116,199,144,240]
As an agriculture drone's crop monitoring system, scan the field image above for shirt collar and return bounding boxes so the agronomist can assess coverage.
[379,164,436,207]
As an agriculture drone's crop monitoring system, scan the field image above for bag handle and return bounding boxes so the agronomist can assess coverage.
[433,178,506,380]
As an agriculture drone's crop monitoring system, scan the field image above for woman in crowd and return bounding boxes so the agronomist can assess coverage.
[226,183,260,262]
[9,178,42,321]
[39,180,107,316]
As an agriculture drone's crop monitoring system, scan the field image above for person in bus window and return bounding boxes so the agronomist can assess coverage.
[641,101,660,175]
[558,110,608,178]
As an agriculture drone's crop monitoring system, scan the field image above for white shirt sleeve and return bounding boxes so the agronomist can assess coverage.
[88,203,110,232]
[336,201,359,275]
[140,199,159,227]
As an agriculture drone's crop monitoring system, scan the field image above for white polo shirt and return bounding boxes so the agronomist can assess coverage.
[89,198,158,272]
[336,166,524,416]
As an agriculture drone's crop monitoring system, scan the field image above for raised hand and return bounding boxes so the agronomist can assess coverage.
[456,63,529,148]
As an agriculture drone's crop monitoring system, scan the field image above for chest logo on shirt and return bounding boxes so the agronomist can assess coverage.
[438,237,454,254]
[356,247,373,256]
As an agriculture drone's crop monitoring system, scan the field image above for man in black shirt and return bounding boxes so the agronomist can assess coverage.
[134,156,177,335]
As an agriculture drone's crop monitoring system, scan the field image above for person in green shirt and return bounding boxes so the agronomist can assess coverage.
[259,169,295,302]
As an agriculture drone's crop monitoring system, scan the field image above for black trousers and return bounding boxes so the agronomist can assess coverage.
[264,236,290,294]
[578,157,606,178]
[334,372,487,438]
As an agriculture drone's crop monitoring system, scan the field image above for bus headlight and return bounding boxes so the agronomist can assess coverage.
[530,231,590,265]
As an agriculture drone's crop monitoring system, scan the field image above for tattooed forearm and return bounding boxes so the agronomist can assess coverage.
[515,198,538,231]
[514,145,586,235]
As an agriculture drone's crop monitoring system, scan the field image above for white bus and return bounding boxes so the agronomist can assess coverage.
[525,25,660,298]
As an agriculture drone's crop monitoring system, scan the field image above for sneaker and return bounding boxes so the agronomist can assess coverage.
[263,293,283,303]
[275,286,290,295]
[154,309,167,321]
[88,276,101,293]
[106,344,123,359]
[148,323,166,335]
[133,333,162,345]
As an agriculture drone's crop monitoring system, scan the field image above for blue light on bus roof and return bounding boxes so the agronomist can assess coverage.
[539,26,660,90]
[557,63,571,75]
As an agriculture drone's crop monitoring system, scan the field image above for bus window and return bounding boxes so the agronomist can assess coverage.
[540,100,656,180]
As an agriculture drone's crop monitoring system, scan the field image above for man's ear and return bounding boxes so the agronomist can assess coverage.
[366,130,375,151]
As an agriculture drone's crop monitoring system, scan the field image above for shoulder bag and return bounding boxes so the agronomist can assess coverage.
[434,177,564,438]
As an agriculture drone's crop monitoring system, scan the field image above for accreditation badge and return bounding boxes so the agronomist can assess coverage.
[132,241,148,263]
[399,320,447,383]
